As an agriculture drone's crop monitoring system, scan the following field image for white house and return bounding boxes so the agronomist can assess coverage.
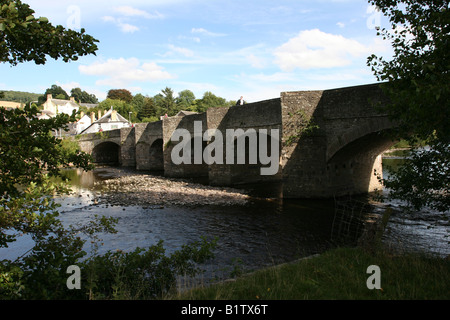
[79,108,131,134]
[42,94,79,117]
[76,112,93,134]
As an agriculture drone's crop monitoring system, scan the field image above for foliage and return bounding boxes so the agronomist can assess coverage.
[71,88,98,104]
[141,116,160,123]
[138,96,157,120]
[0,0,98,66]
[0,105,93,196]
[97,98,137,122]
[0,103,101,299]
[155,87,178,116]
[0,179,119,299]
[367,0,449,212]
[38,84,69,104]
[0,90,42,104]
[131,93,146,115]
[383,142,450,212]
[83,237,217,300]
[195,91,228,113]
[107,89,133,103]
[176,90,196,111]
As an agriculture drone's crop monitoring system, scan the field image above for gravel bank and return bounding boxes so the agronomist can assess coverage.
[94,173,251,207]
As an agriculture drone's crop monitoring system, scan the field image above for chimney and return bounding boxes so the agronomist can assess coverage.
[111,110,117,121]
[98,110,102,120]
[47,94,52,101]
[70,97,75,102]
[80,111,85,118]
[90,112,95,123]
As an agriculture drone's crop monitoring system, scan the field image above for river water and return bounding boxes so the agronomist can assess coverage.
[1,156,448,283]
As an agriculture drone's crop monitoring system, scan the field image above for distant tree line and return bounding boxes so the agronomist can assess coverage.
[88,87,235,123]
[0,90,42,104]
[2,84,237,123]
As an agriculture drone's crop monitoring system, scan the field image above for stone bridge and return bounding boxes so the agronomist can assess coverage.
[77,83,396,198]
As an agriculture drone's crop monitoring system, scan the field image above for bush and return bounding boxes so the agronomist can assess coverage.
[82,237,217,300]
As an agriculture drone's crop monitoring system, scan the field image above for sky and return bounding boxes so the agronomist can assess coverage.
[0,0,392,103]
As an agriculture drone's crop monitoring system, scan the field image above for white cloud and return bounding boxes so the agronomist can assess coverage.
[79,57,175,87]
[274,29,370,71]
[113,6,164,19]
[191,28,227,37]
[102,16,140,33]
[102,6,163,33]
[246,54,266,69]
[119,23,140,33]
[167,45,195,57]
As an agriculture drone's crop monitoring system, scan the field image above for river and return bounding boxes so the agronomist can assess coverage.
[1,155,448,284]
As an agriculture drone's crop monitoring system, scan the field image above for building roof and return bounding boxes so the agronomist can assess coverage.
[79,108,130,134]
[49,98,79,108]
[97,108,129,123]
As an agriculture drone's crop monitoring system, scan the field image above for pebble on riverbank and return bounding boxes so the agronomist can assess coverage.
[93,174,251,207]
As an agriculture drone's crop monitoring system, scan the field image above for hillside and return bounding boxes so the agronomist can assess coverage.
[0,90,43,103]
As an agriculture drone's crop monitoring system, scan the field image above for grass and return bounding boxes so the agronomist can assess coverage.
[171,247,450,300]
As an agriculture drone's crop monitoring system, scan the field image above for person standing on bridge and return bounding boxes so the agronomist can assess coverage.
[236,96,244,106]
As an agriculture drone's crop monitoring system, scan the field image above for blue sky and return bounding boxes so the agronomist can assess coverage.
[0,0,392,102]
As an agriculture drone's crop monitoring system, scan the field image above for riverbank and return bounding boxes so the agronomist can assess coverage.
[171,246,450,300]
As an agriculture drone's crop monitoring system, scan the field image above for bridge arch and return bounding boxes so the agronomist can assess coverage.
[326,117,394,162]
[326,130,397,195]
[149,138,164,171]
[92,141,121,165]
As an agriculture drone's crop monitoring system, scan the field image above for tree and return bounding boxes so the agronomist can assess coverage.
[0,107,92,196]
[176,90,196,111]
[38,84,69,104]
[0,106,114,299]
[98,98,137,122]
[195,91,227,113]
[131,93,146,115]
[0,0,98,66]
[367,0,449,212]
[138,97,157,120]
[107,89,133,103]
[0,1,103,298]
[70,87,98,104]
[155,87,178,116]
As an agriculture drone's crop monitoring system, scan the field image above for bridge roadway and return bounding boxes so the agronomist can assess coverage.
[77,83,396,198]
